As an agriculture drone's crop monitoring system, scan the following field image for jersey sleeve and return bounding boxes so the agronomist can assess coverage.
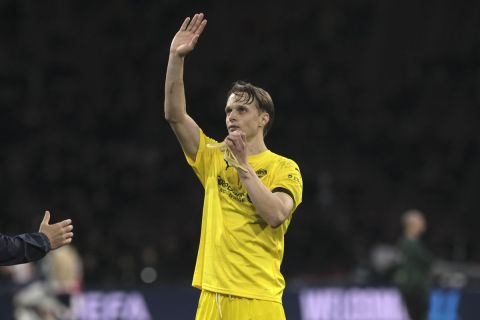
[271,158,303,213]
[0,232,51,266]
[183,128,221,187]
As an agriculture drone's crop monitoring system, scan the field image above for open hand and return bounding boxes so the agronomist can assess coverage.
[39,211,74,250]
[170,13,207,57]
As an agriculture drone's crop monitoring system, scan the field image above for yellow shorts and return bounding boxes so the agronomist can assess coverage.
[195,290,286,320]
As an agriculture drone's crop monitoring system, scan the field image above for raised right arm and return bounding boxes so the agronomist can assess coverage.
[164,13,207,160]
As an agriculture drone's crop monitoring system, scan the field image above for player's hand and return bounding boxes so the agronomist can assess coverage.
[225,130,248,167]
[170,13,207,57]
[39,211,74,250]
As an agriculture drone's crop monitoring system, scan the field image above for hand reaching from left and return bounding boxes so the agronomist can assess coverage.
[38,211,74,250]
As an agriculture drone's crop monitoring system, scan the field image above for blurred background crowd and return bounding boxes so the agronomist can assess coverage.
[0,0,479,291]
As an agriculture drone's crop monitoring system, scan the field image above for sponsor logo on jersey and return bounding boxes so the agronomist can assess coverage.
[217,176,247,202]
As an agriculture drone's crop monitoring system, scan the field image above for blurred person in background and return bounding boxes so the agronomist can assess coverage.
[165,12,303,320]
[393,209,434,320]
[12,244,83,320]
[38,245,83,319]
[1,211,74,266]
[41,245,83,298]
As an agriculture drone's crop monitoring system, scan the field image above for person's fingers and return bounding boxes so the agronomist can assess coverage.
[196,19,207,36]
[42,211,51,225]
[226,135,236,143]
[64,232,74,239]
[59,219,72,227]
[229,132,242,143]
[192,13,204,32]
[180,17,190,31]
[228,137,240,150]
[64,225,74,232]
[187,14,198,31]
[64,238,72,245]
[225,138,234,149]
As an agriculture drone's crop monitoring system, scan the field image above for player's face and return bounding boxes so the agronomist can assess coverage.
[225,93,267,139]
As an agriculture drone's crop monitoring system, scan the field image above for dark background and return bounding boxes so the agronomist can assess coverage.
[0,0,479,286]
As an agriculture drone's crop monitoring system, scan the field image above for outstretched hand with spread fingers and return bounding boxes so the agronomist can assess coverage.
[39,211,74,250]
[170,13,207,57]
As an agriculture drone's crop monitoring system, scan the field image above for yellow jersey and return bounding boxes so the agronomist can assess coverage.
[184,129,303,303]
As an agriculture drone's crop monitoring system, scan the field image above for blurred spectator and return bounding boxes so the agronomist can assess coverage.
[393,209,434,320]
[41,245,83,318]
[11,245,83,320]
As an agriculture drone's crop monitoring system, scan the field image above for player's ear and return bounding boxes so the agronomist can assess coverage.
[261,112,269,127]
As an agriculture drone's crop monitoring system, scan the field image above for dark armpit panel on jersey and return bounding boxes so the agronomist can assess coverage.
[272,187,295,205]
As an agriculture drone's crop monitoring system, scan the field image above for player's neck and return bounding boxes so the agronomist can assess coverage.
[246,135,268,156]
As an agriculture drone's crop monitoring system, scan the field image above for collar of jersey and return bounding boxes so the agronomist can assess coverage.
[247,149,271,162]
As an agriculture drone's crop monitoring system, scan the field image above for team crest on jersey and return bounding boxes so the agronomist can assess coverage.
[256,168,267,178]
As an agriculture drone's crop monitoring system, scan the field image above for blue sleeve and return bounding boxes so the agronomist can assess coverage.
[0,232,51,266]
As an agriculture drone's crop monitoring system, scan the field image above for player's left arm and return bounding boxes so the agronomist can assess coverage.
[225,131,295,228]
[239,169,294,228]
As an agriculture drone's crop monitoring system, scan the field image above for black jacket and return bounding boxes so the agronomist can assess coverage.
[0,232,51,266]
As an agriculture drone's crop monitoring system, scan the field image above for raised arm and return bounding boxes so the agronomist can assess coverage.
[164,13,207,160]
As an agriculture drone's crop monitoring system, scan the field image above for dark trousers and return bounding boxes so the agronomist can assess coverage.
[401,289,429,320]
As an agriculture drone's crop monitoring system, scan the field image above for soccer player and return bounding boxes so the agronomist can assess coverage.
[0,211,74,266]
[164,13,303,319]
